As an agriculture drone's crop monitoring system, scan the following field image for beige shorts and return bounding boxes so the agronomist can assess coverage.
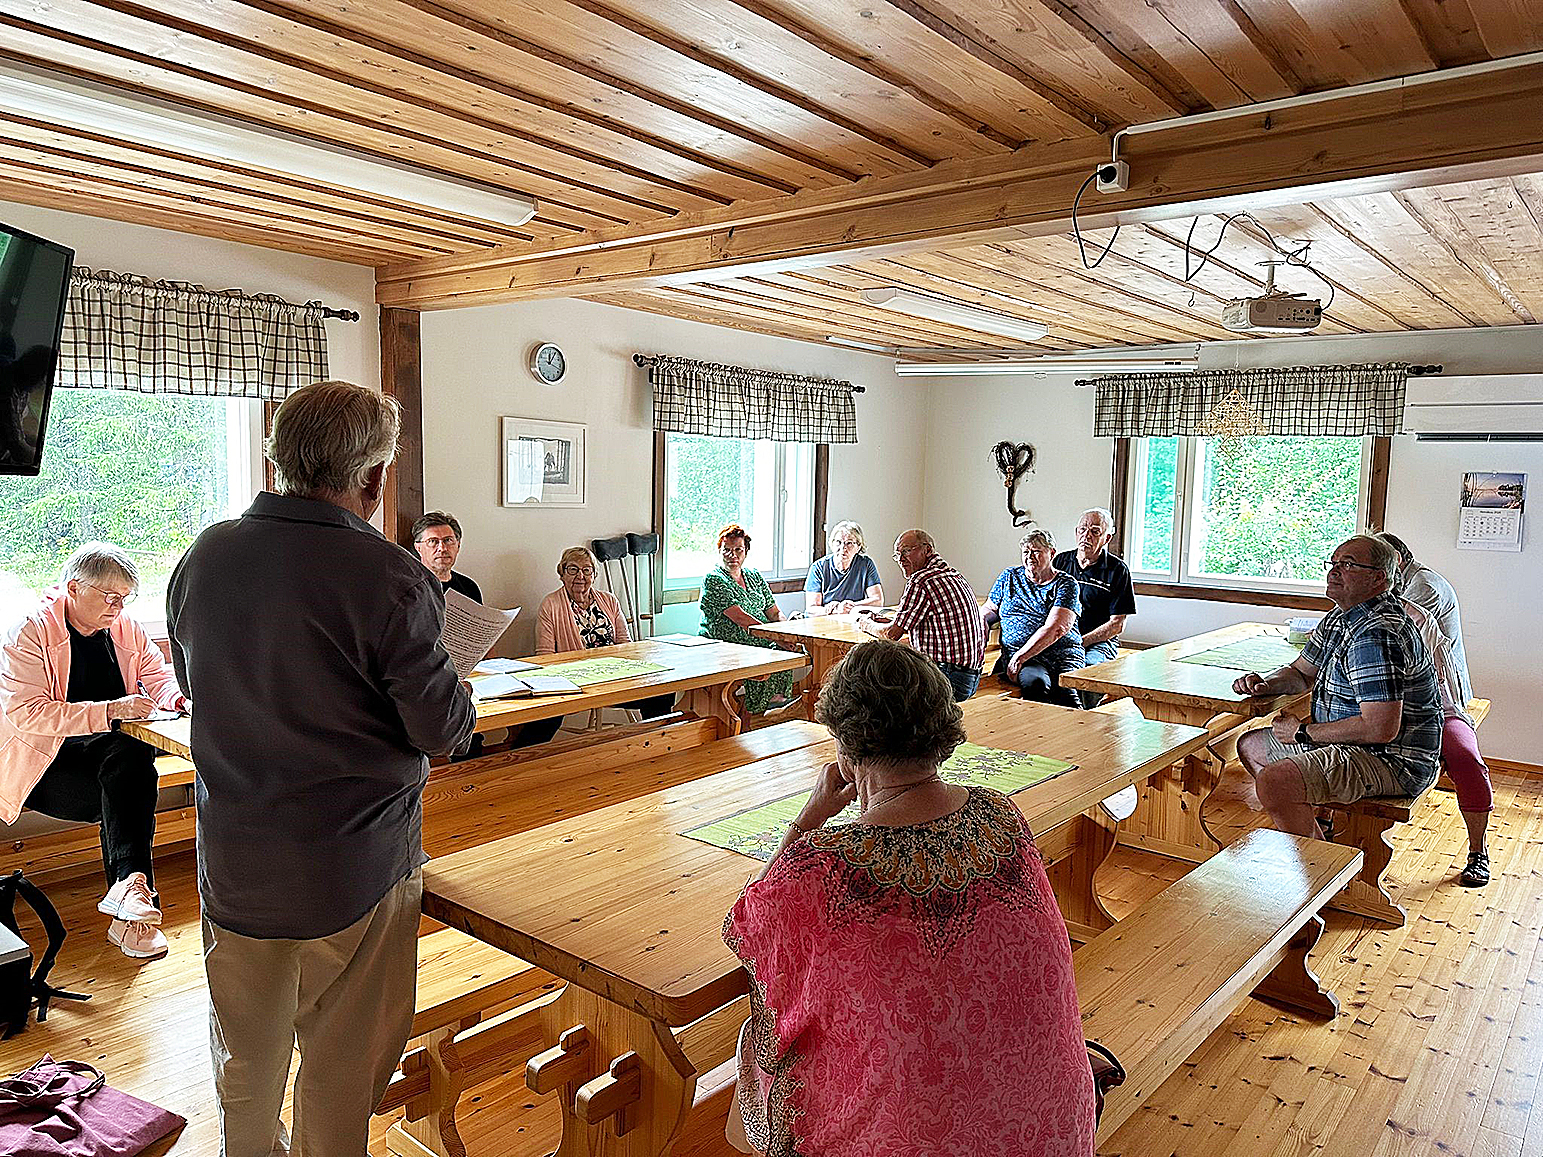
[1261,731,1406,806]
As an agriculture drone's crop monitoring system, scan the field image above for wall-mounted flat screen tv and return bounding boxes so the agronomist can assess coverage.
[0,222,74,476]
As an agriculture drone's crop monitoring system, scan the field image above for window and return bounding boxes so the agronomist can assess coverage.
[0,390,264,631]
[659,433,819,594]
[1124,435,1380,598]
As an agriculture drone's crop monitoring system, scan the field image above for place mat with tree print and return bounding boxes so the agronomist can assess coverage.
[534,656,669,686]
[1174,635,1302,674]
[681,743,1074,861]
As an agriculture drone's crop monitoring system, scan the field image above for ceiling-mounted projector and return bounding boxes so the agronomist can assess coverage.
[1221,292,1323,333]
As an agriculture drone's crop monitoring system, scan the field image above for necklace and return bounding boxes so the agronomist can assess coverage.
[860,775,942,819]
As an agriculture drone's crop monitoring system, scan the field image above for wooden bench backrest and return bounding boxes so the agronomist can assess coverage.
[1077,828,1360,1138]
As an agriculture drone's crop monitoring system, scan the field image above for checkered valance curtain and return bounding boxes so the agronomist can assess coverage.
[1091,364,1408,437]
[59,268,329,398]
[640,354,858,443]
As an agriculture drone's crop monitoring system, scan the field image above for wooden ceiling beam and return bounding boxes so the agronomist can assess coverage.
[375,59,1543,309]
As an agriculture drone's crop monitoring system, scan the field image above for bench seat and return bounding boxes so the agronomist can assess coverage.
[1079,827,1361,1141]
[5,755,198,883]
[1323,694,1492,926]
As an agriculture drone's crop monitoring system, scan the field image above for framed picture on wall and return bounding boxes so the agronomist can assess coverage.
[501,416,586,506]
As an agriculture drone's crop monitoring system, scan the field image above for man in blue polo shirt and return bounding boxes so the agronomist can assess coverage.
[1052,508,1136,664]
[1232,534,1441,839]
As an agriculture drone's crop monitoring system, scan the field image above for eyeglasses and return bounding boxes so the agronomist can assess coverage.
[84,581,136,608]
[721,544,747,556]
[1322,558,1381,573]
[418,534,458,547]
[561,565,596,577]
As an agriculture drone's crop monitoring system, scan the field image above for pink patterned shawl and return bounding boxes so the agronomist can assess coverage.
[724,786,1096,1157]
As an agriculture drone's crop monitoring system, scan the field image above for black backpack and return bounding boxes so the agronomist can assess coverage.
[0,869,90,1038]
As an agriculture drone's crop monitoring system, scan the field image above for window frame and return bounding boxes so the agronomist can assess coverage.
[651,431,829,606]
[1110,434,1390,611]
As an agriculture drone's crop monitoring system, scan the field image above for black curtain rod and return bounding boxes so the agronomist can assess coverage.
[631,352,865,392]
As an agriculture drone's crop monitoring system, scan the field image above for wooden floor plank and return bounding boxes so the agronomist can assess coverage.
[2,773,1540,1156]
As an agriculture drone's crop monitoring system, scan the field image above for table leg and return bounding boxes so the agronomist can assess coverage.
[680,680,743,738]
[526,985,697,1157]
[1037,811,1118,944]
[1117,702,1225,863]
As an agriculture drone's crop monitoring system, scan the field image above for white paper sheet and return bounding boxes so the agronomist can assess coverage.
[442,590,520,678]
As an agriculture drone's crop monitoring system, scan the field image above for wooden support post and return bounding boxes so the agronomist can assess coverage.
[381,306,423,548]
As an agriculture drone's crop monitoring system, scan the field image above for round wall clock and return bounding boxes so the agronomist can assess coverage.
[530,342,566,385]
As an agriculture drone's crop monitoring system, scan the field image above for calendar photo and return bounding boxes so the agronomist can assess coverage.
[1457,471,1525,551]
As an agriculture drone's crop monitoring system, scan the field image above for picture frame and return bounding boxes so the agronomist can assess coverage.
[501,416,586,507]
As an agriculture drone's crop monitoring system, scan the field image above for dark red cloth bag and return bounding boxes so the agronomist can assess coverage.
[0,1056,185,1156]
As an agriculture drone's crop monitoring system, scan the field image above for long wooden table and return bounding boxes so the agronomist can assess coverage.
[417,697,1208,1157]
[748,613,867,718]
[121,637,807,759]
[1062,621,1309,862]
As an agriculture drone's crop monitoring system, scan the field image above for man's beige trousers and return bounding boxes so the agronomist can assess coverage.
[203,867,421,1157]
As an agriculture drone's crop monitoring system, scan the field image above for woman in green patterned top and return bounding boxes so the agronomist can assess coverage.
[699,523,798,715]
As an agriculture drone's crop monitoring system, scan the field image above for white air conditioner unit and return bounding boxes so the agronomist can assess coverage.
[1402,375,1543,441]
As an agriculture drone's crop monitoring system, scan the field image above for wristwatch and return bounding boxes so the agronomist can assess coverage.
[1295,722,1312,745]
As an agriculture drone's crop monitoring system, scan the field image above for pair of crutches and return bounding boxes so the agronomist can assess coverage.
[590,532,657,639]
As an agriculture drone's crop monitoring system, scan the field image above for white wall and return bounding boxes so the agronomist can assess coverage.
[0,199,377,388]
[419,298,924,654]
[920,326,1543,764]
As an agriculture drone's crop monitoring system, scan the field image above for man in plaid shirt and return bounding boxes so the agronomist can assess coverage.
[858,529,983,700]
[1233,534,1441,839]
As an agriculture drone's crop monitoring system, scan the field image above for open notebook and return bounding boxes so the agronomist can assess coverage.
[467,672,581,700]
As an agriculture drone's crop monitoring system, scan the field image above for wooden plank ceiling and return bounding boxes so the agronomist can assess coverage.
[1,0,1540,347]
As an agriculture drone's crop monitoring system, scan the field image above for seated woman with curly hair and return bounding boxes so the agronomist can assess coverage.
[722,639,1096,1156]
[698,522,797,714]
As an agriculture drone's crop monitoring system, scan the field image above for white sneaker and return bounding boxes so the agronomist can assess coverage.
[97,872,162,925]
[108,918,168,960]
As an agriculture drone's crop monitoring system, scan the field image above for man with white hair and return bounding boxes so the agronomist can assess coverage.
[0,542,188,960]
[1232,533,1441,839]
[1052,507,1136,664]
[168,380,476,1157]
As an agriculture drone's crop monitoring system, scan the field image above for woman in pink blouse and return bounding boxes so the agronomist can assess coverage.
[723,639,1096,1156]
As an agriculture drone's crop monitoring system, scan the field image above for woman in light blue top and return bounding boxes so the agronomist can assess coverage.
[803,520,884,616]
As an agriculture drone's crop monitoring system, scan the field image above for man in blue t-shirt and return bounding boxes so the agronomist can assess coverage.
[1052,508,1136,664]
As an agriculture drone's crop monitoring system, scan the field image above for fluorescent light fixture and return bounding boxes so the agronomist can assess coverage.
[861,287,1049,342]
[0,58,538,229]
[894,357,1200,377]
[824,336,896,353]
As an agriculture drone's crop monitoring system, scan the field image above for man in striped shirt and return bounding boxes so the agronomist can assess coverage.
[858,529,983,700]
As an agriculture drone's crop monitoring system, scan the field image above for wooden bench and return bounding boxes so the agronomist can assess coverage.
[4,754,198,883]
[1321,695,1491,926]
[377,926,558,1157]
[1079,828,1361,1141]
